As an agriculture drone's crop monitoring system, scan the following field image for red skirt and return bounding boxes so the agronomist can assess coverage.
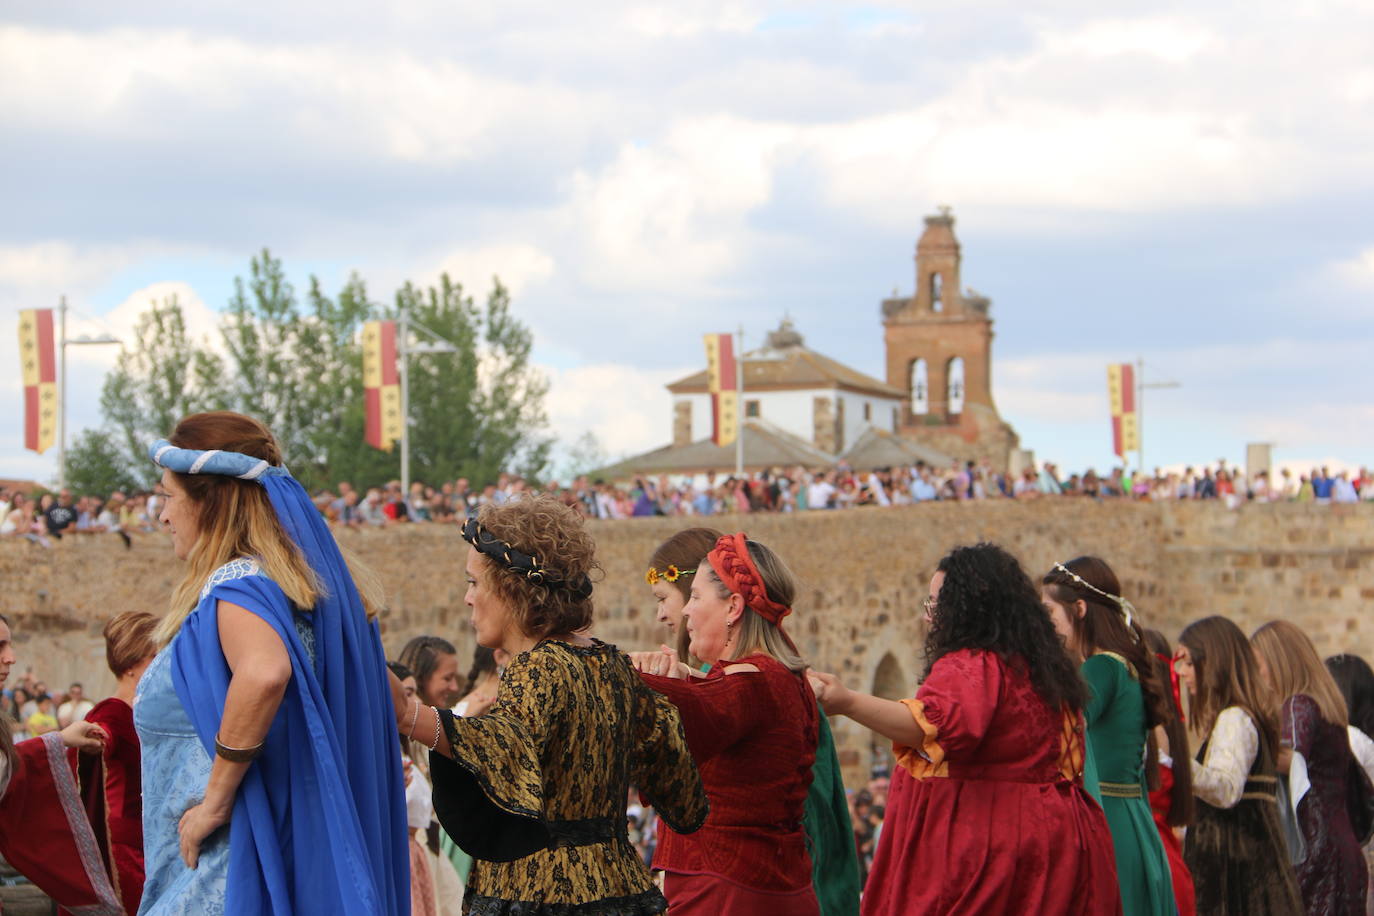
[664,871,820,916]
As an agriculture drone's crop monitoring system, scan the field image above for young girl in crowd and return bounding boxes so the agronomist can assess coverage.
[1175,616,1302,914]
[639,528,860,916]
[635,532,822,915]
[1041,558,1176,916]
[1252,620,1369,914]
[810,543,1120,915]
[1142,628,1196,916]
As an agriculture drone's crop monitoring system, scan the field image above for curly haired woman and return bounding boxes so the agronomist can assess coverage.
[809,543,1120,915]
[388,494,708,915]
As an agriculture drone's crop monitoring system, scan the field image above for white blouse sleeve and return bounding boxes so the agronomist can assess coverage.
[1348,726,1374,786]
[1193,706,1259,809]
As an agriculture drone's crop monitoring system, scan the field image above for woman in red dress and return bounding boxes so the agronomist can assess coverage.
[1141,628,1197,916]
[809,542,1121,915]
[634,532,820,915]
[72,611,158,916]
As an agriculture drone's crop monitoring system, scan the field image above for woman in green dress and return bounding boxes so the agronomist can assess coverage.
[1043,556,1176,916]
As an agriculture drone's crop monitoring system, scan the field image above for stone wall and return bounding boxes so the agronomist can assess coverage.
[5,501,1371,787]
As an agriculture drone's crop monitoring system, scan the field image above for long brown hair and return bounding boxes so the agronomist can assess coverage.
[1251,620,1349,727]
[1042,556,1170,790]
[0,614,16,781]
[647,527,722,666]
[1179,615,1280,759]
[1142,628,1195,828]
[157,412,321,646]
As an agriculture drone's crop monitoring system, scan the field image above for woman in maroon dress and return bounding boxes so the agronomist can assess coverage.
[1252,619,1369,915]
[71,611,158,916]
[808,543,1121,915]
[634,532,820,916]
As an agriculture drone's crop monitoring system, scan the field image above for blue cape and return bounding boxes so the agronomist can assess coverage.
[169,474,409,915]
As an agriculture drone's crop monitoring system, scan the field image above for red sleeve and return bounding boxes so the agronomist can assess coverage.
[638,668,770,761]
[0,734,121,913]
[894,650,1002,777]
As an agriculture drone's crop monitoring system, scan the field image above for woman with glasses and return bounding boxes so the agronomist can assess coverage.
[809,543,1119,915]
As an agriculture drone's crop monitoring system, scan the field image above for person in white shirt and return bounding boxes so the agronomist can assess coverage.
[56,683,94,728]
[807,473,836,510]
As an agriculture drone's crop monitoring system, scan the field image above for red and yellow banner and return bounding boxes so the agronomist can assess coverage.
[362,320,402,451]
[1107,363,1139,458]
[18,309,57,454]
[704,332,738,447]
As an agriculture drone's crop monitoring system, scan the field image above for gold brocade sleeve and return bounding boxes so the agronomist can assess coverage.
[631,689,708,835]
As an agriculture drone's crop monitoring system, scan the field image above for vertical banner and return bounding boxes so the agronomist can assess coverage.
[18,309,57,454]
[362,320,402,451]
[704,333,738,447]
[1107,363,1138,458]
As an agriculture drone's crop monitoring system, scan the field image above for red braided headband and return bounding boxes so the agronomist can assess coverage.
[706,532,791,626]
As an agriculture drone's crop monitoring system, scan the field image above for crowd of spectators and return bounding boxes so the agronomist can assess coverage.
[3,462,1370,545]
[1,669,94,742]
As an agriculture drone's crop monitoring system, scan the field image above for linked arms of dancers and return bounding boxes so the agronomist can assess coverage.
[386,671,497,760]
[806,670,923,749]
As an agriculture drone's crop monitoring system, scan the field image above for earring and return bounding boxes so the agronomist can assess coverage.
[725,619,735,646]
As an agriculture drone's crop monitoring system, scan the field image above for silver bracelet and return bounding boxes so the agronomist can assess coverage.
[429,707,442,751]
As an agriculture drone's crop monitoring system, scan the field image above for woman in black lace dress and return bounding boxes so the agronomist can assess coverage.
[1252,620,1368,915]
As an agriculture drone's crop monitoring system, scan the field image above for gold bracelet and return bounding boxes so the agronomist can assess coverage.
[215,733,264,763]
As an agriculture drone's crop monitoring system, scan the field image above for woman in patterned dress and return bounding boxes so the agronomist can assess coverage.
[389,494,708,915]
[1252,620,1369,914]
[1174,615,1302,915]
[137,411,409,915]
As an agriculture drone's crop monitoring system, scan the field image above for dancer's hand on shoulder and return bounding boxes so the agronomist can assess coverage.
[806,669,852,715]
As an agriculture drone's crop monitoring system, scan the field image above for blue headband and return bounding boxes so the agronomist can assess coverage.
[149,438,292,482]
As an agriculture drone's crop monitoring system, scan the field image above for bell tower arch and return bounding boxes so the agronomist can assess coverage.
[880,207,1019,468]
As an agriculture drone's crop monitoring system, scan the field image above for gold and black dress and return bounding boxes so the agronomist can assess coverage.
[431,638,708,916]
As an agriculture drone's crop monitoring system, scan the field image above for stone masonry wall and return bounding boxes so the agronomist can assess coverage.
[4,501,1371,787]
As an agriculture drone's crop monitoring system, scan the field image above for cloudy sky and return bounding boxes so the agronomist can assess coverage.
[3,1,1371,484]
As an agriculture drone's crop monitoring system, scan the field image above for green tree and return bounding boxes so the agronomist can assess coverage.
[396,275,552,487]
[100,294,224,485]
[65,427,142,496]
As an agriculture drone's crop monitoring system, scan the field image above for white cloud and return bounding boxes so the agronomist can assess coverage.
[1330,246,1374,291]
[542,362,691,459]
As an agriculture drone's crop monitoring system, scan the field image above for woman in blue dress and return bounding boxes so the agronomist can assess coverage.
[136,411,408,915]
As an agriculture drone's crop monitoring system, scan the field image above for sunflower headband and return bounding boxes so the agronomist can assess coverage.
[645,565,696,586]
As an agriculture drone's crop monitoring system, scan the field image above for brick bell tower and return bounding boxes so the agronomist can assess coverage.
[881,207,1019,469]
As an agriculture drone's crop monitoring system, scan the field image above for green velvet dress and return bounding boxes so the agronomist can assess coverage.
[1083,652,1176,916]
[804,710,861,916]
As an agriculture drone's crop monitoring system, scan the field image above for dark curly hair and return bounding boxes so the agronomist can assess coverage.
[927,543,1086,712]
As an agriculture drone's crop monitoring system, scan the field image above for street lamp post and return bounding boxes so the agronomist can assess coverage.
[57,295,121,490]
[1135,357,1180,476]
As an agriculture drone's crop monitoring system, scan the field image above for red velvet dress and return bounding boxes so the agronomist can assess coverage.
[1147,761,1196,916]
[0,733,121,914]
[863,649,1121,916]
[67,697,145,916]
[640,653,820,915]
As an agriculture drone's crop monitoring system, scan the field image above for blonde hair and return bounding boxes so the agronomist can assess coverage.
[155,412,322,646]
[1251,620,1349,727]
[704,540,807,674]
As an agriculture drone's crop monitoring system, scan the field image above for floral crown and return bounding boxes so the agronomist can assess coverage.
[1052,562,1137,631]
[645,565,695,586]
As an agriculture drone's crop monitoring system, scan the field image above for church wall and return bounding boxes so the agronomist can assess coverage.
[8,501,1372,788]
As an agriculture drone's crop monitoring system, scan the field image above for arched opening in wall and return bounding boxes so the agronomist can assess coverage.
[930,272,943,312]
[869,652,909,778]
[908,359,928,416]
[947,357,965,416]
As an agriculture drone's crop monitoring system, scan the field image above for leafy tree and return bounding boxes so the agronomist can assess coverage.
[560,430,608,483]
[396,275,552,488]
[100,294,224,485]
[65,427,142,496]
